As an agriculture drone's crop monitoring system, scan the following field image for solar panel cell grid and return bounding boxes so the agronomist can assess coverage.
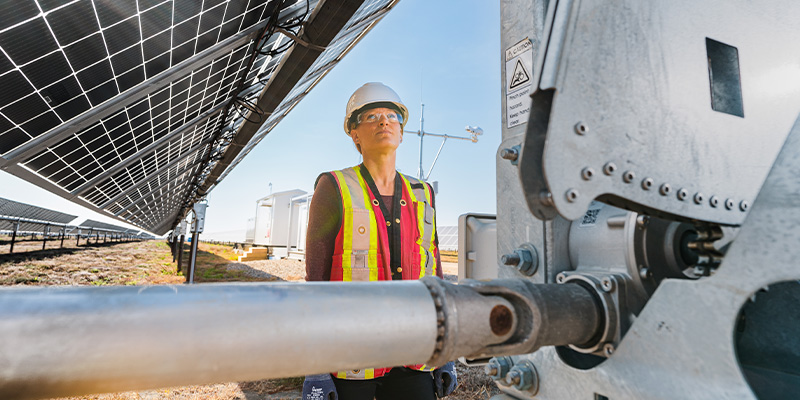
[1,0,394,233]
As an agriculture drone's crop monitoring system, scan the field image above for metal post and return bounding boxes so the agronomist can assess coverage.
[172,236,178,262]
[59,228,65,248]
[417,103,425,179]
[42,225,49,250]
[9,221,19,254]
[188,230,199,284]
[76,229,81,246]
[177,234,185,274]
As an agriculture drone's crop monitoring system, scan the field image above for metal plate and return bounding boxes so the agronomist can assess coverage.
[527,0,800,225]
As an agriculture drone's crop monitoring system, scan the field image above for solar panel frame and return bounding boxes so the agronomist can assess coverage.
[0,0,400,235]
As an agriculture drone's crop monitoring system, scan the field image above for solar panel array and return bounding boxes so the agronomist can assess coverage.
[437,225,458,252]
[0,0,398,235]
[0,196,77,224]
[77,219,140,233]
[0,196,78,233]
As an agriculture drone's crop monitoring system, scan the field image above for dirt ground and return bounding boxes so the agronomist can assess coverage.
[0,240,500,400]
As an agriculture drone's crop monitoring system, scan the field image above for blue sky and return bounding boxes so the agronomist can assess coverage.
[0,0,501,236]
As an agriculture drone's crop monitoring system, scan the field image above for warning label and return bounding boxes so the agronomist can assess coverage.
[505,38,534,128]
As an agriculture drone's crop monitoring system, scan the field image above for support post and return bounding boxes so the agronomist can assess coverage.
[76,229,81,246]
[59,228,65,248]
[9,221,19,254]
[187,231,199,284]
[177,234,185,274]
[42,225,49,250]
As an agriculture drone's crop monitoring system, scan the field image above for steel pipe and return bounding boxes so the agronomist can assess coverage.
[0,281,439,399]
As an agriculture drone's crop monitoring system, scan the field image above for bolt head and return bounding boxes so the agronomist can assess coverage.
[603,162,617,175]
[725,198,735,210]
[639,267,651,280]
[581,167,595,181]
[710,196,720,208]
[659,183,671,196]
[694,192,704,204]
[636,215,649,228]
[566,189,579,203]
[575,122,588,135]
[739,200,749,212]
[623,170,635,183]
[500,148,519,161]
[601,277,615,292]
[677,188,688,200]
[603,343,615,356]
[641,178,654,190]
[556,273,566,283]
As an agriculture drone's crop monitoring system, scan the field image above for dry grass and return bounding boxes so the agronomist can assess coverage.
[0,240,498,400]
[440,250,458,263]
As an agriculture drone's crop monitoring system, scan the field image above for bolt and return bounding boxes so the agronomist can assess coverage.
[556,273,566,283]
[566,189,579,203]
[575,122,588,135]
[500,147,519,161]
[503,245,538,276]
[506,361,538,393]
[677,188,688,201]
[485,357,513,380]
[603,343,615,356]
[581,167,595,180]
[725,198,735,210]
[639,267,651,280]
[739,200,749,212]
[539,191,554,206]
[623,170,635,183]
[601,277,615,292]
[501,253,520,266]
[603,162,617,175]
[710,196,720,208]
[659,183,671,196]
[641,178,654,190]
[694,192,704,205]
[636,214,649,228]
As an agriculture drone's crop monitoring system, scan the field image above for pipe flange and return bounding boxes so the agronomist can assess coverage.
[559,273,618,354]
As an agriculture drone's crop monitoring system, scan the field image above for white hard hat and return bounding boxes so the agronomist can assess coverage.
[343,82,409,136]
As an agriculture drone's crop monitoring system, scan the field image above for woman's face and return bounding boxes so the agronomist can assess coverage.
[350,107,403,155]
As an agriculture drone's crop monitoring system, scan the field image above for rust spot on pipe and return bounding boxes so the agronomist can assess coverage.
[490,305,513,336]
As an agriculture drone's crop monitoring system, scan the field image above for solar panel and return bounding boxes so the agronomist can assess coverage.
[437,225,458,252]
[0,196,77,224]
[0,0,397,235]
[77,219,135,233]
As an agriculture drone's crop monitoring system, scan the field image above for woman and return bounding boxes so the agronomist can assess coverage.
[302,83,457,400]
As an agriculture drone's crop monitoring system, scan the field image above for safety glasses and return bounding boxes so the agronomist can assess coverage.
[356,110,403,125]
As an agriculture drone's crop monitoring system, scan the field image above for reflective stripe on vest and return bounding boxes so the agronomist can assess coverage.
[329,166,437,379]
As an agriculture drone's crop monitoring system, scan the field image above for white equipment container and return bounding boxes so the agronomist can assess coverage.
[252,190,307,257]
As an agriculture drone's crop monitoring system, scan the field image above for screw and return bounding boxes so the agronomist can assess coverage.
[603,343,615,356]
[636,214,649,228]
[623,170,635,183]
[500,147,519,161]
[566,189,579,203]
[639,267,651,280]
[641,178,653,190]
[603,162,617,175]
[601,277,615,292]
[739,200,749,212]
[677,188,688,201]
[581,167,595,180]
[710,196,720,208]
[694,192,704,204]
[575,122,588,135]
[556,273,566,283]
[725,198,735,210]
[659,183,671,196]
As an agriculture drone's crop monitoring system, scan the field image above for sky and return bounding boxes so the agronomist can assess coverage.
[0,0,502,238]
